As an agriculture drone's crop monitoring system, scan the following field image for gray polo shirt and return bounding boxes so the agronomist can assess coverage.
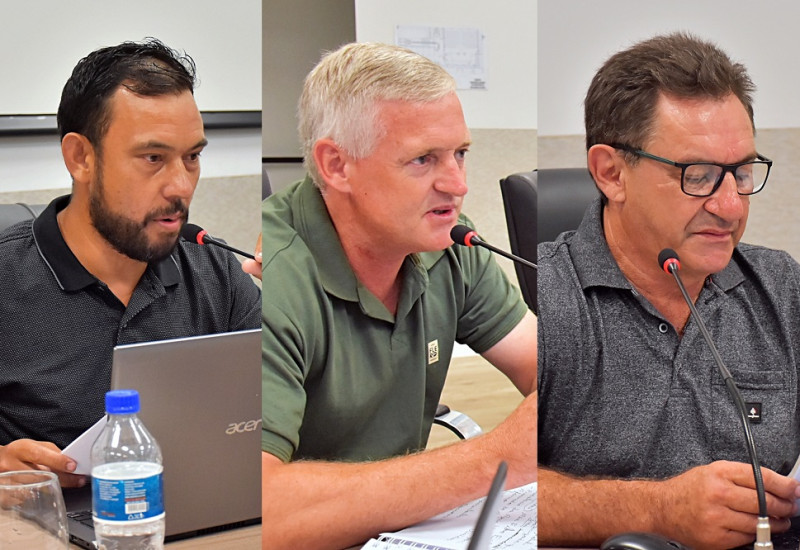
[262,177,528,463]
[538,198,800,478]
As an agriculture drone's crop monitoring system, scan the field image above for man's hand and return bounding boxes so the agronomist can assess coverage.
[241,233,262,280]
[655,460,798,549]
[0,440,86,488]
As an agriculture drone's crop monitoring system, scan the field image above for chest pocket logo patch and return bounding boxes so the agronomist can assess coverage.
[427,339,439,365]
[746,402,762,424]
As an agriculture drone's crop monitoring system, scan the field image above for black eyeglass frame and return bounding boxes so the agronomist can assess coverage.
[610,143,772,197]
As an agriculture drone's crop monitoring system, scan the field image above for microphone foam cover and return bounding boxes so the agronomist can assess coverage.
[180,223,205,244]
[450,224,477,247]
[658,248,681,273]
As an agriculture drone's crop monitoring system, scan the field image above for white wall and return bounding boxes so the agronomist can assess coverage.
[3,0,260,115]
[539,0,800,136]
[0,0,261,191]
[0,130,261,193]
[355,0,537,130]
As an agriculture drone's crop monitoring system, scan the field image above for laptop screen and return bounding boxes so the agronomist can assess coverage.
[66,329,261,547]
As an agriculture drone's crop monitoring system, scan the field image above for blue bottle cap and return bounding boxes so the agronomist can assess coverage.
[105,389,140,414]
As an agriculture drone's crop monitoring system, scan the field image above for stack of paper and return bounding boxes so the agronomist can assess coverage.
[362,482,537,550]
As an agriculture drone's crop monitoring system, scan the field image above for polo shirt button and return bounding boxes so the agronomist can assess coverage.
[658,323,669,334]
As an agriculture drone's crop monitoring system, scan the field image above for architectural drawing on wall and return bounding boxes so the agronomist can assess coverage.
[395,25,487,90]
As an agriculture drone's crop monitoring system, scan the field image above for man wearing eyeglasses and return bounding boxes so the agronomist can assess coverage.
[537,32,800,548]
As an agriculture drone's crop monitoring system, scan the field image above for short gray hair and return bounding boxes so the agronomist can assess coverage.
[298,42,456,188]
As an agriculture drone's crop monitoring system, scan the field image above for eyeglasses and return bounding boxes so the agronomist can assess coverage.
[611,143,772,197]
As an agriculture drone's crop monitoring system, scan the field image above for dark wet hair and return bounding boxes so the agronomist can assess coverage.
[57,38,197,146]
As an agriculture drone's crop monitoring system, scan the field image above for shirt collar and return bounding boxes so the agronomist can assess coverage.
[33,195,180,292]
[293,178,359,301]
[709,253,746,291]
[292,177,444,318]
[571,197,745,292]
[570,198,632,291]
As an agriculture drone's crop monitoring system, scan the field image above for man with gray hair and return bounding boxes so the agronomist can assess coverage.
[538,32,800,547]
[261,42,536,548]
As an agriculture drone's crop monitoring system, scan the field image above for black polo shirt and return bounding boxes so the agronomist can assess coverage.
[0,195,261,448]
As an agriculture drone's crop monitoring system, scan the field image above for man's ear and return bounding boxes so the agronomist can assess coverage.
[587,144,627,204]
[61,133,96,188]
[313,139,352,193]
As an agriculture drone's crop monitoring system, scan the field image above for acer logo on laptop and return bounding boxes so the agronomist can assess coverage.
[226,419,262,434]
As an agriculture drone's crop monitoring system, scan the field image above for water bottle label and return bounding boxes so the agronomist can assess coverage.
[92,471,164,521]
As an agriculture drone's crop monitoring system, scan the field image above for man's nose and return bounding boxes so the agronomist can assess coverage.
[434,156,468,197]
[705,171,745,221]
[163,160,197,199]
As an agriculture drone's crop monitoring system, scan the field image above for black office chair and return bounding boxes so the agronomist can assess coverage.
[499,168,599,314]
[537,167,597,245]
[0,203,46,232]
[262,165,273,200]
[499,171,536,312]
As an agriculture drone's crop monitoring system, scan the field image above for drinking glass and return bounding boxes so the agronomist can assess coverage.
[0,470,69,549]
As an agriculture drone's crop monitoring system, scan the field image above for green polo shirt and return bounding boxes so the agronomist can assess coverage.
[261,177,527,463]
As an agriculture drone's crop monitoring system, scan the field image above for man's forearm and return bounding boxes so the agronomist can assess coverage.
[538,468,660,546]
[262,421,533,549]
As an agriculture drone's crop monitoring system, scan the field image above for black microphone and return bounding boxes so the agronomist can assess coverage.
[450,224,536,271]
[659,248,772,548]
[180,223,255,260]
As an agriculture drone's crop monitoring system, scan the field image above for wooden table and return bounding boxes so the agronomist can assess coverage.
[167,525,261,549]
[69,524,261,549]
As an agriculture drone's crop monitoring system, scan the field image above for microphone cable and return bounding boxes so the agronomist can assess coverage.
[659,248,772,549]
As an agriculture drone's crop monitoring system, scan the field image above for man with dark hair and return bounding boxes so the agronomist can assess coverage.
[0,39,261,487]
[57,39,198,146]
[538,32,800,547]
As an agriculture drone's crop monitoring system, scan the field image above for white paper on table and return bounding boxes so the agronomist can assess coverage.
[61,416,105,475]
[364,482,536,550]
[362,540,454,550]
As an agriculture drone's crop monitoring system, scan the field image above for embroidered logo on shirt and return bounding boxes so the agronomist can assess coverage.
[746,402,762,424]
[427,339,439,365]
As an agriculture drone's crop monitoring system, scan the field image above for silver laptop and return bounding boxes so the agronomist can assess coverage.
[65,329,262,548]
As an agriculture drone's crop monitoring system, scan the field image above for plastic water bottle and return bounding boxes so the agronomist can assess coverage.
[91,389,165,550]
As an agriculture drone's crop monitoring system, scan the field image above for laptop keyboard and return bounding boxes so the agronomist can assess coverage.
[68,510,94,528]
